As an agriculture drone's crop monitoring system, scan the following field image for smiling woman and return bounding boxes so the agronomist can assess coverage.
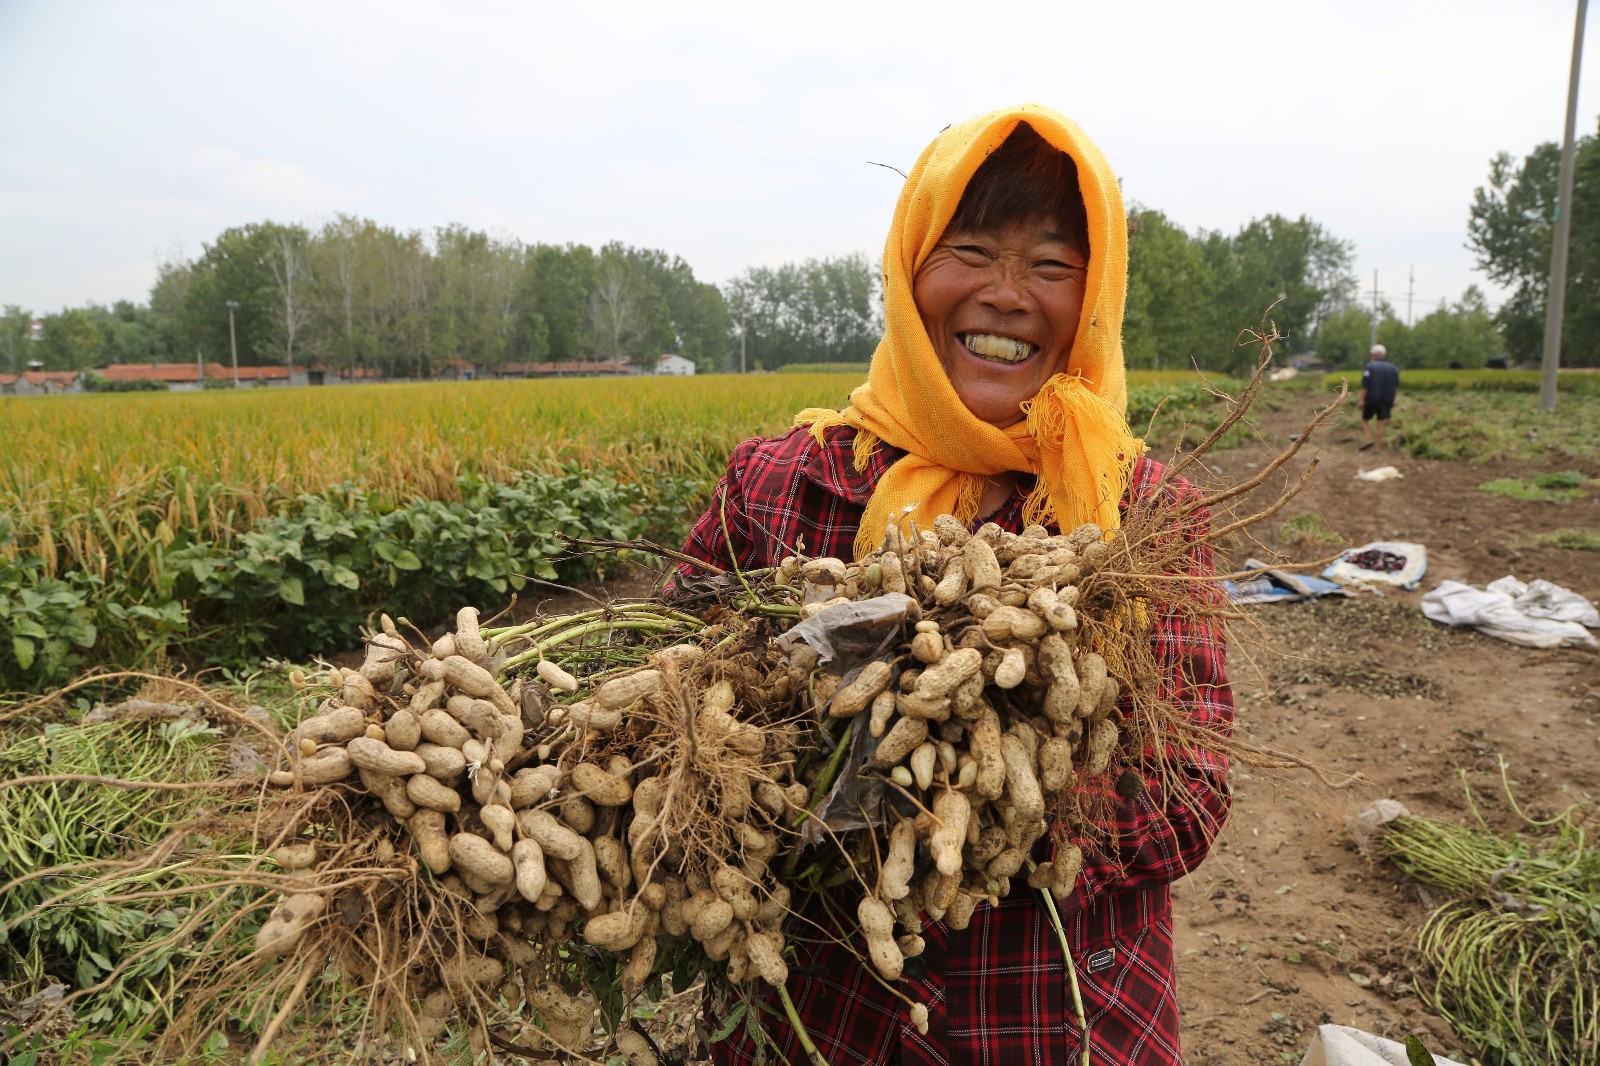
[677,104,1233,1066]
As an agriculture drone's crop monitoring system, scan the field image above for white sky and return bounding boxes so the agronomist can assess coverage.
[2,0,1596,322]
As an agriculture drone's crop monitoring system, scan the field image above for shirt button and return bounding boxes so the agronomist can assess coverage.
[902,955,928,980]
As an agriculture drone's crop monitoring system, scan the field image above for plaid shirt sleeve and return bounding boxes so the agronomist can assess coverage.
[677,425,886,574]
[697,439,1234,1066]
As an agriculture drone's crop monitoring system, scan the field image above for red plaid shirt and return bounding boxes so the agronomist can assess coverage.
[679,425,1234,1066]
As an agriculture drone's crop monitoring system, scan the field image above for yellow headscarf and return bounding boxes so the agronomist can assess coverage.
[798,103,1145,558]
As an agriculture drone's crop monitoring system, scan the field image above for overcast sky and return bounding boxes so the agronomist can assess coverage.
[2,1,1596,322]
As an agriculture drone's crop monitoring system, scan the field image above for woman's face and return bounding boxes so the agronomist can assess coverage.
[912,216,1087,428]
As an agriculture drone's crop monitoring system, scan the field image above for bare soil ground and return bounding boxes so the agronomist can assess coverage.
[1170,399,1600,1064]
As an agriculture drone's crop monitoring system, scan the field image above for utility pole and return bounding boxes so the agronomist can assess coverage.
[1541,0,1588,412]
[1368,270,1380,349]
[739,303,747,374]
[226,300,241,388]
[1406,266,1415,327]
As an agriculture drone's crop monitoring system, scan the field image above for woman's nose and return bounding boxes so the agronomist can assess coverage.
[977,259,1032,313]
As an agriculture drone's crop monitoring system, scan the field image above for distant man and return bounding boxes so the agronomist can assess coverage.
[1360,343,1400,453]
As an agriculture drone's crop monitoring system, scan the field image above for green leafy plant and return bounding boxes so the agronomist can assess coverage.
[0,718,259,1030]
[1400,393,1600,463]
[1128,380,1252,451]
[166,467,706,663]
[1532,470,1587,490]
[1543,526,1600,551]
[1475,473,1587,502]
[1277,513,1345,556]
[0,555,98,690]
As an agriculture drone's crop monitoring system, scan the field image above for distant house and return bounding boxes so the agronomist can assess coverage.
[433,358,479,381]
[1285,353,1327,374]
[497,360,636,378]
[654,354,696,376]
[228,364,308,387]
[97,362,211,390]
[95,362,308,390]
[306,364,389,386]
[0,370,83,395]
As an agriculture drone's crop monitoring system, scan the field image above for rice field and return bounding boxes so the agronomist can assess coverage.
[1,375,846,581]
[2,370,1214,585]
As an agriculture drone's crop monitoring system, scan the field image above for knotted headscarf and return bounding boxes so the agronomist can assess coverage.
[798,103,1145,558]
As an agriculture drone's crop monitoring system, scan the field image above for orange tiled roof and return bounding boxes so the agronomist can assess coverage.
[98,362,302,382]
[500,360,632,375]
[98,362,213,382]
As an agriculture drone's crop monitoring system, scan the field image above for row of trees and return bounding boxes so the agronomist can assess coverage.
[19,125,1597,378]
[5,219,881,377]
[1124,211,1361,374]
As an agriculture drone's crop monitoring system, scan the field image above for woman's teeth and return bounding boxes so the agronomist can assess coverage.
[961,333,1035,363]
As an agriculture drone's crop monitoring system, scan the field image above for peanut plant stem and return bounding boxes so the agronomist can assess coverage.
[778,984,832,1066]
[499,618,692,671]
[1038,881,1091,1066]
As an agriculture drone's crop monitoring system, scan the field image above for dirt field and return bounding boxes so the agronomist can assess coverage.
[1172,399,1600,1064]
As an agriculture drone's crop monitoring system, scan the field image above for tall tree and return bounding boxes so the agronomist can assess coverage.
[36,308,104,370]
[1468,135,1600,365]
[1311,306,1376,370]
[722,254,879,370]
[1215,214,1356,368]
[180,224,278,363]
[1124,207,1217,370]
[586,246,673,363]
[310,215,377,373]
[0,306,33,373]
[515,243,598,362]
[263,223,314,367]
[1405,287,1501,369]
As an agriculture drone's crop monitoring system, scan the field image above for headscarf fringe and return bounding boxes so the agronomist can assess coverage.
[1021,481,1053,530]
[851,429,880,474]
[1022,374,1147,537]
[954,475,985,527]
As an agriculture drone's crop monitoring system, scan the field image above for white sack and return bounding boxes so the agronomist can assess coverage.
[1323,542,1428,591]
[1300,1024,1468,1066]
[1422,578,1598,649]
[1486,575,1600,627]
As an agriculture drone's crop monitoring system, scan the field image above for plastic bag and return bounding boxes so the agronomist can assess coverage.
[1323,541,1428,591]
[1422,578,1598,649]
[1300,1024,1467,1066]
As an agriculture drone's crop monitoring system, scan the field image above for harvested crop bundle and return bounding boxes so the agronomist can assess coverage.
[188,479,1243,1063]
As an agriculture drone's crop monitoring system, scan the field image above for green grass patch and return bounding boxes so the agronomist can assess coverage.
[1543,527,1600,551]
[1128,379,1254,452]
[1476,473,1588,502]
[1395,391,1600,463]
[1533,470,1587,489]
[1395,368,1600,396]
[1277,513,1346,556]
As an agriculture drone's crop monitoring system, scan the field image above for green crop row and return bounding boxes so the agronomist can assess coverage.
[1,466,704,692]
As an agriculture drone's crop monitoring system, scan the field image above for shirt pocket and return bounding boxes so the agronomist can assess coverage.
[1067,906,1182,1064]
